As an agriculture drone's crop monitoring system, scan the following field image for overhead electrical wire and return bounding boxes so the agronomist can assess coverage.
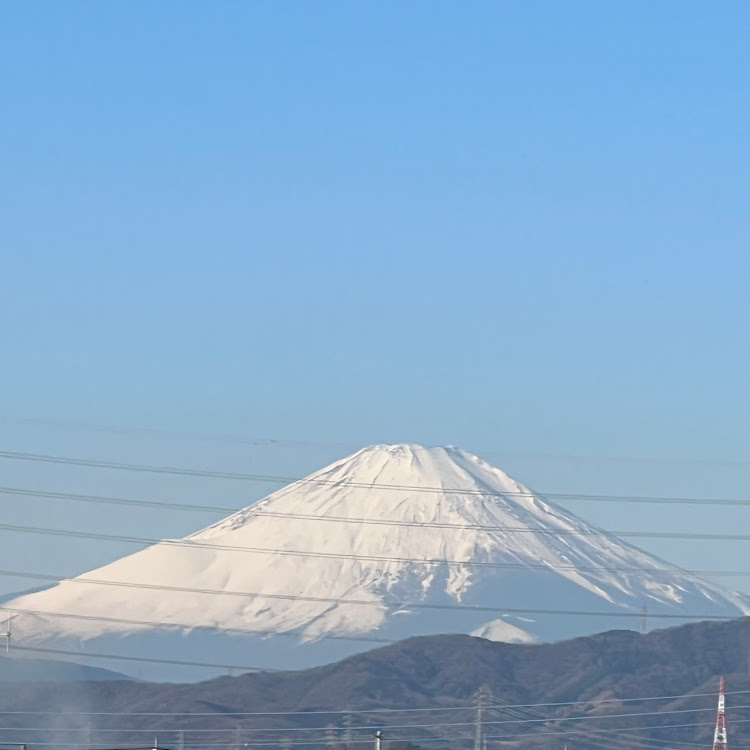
[432,718,747,747]
[485,694,710,750]
[1,704,745,736]
[482,696,707,750]
[1,590,743,626]
[2,687,747,717]
[0,737,707,750]
[10,415,750,471]
[0,486,235,514]
[1,594,745,669]
[562,727,706,750]
[273,718,750,748]
[4,484,750,545]
[7,718,743,750]
[0,729,715,750]
[0,605,391,643]
[5,490,750,577]
[6,516,750,561]
[244,510,750,542]
[0,449,747,507]
[0,551,746,589]
[5,481,750,515]
[7,643,276,673]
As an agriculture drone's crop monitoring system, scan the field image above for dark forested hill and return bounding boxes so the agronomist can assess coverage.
[3,618,750,750]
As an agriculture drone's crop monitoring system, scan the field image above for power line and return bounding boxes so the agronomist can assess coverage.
[382,718,750,750]
[6,484,750,543]
[3,687,747,717]
[0,554,734,588]
[7,516,750,565]
[7,480,750,525]
[1,449,748,507]
[584,728,706,750]
[0,604,390,643]
[457,718,750,745]
[0,595,741,685]
[2,704,746,736]
[6,519,750,592]
[486,693,710,750]
[10,415,750,470]
[6,728,711,750]
[1,566,749,627]
[453,678,739,750]
[247,510,750,542]
[16,718,747,750]
[0,486,234,514]
[7,494,750,577]
[1,594,744,631]
[8,643,276,673]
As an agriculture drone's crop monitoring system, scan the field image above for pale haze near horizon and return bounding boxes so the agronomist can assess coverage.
[2,2,750,607]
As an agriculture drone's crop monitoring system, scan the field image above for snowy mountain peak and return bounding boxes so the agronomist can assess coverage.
[196,443,539,540]
[6,444,750,679]
[308,443,521,492]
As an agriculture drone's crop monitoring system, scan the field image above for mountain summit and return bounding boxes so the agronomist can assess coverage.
[7,444,750,678]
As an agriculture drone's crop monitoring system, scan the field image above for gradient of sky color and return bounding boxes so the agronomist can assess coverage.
[2,2,750,600]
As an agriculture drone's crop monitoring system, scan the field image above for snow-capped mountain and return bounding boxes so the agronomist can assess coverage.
[6,444,750,679]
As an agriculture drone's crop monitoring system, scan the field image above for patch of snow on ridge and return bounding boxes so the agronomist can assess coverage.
[471,619,537,644]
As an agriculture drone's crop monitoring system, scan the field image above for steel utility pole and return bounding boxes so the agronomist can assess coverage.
[474,686,490,750]
[712,676,728,750]
[1,614,11,653]
[374,730,383,750]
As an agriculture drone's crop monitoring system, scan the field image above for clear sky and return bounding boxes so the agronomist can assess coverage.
[2,2,750,601]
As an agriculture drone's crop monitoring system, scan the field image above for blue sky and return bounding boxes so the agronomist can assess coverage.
[2,2,750,599]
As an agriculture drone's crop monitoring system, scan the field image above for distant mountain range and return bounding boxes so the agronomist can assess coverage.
[2,618,750,750]
[0,655,130,682]
[5,444,749,679]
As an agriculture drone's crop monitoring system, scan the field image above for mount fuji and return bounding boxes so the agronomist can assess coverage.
[5,444,750,679]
